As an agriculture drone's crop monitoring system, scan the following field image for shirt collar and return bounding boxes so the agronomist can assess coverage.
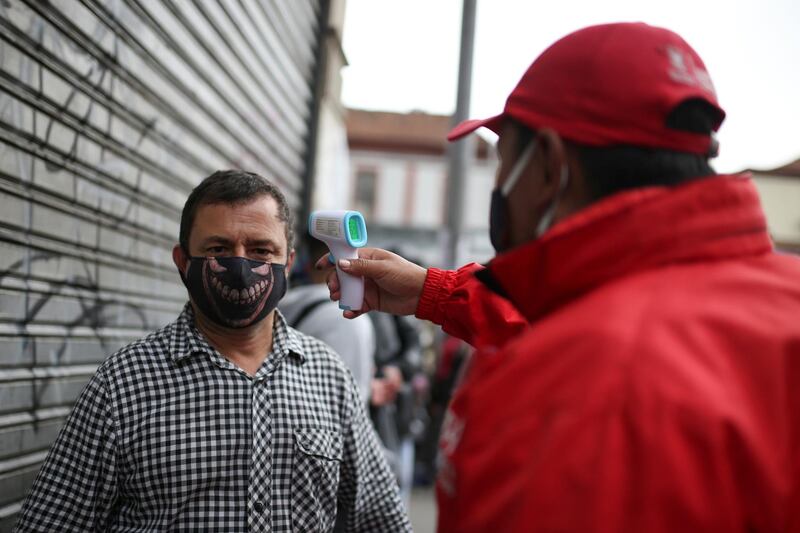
[169,304,306,364]
[272,309,306,364]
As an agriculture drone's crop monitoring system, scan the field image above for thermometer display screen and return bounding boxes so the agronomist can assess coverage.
[348,217,360,241]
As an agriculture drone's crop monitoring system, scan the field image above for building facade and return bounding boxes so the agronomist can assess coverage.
[749,159,800,253]
[346,108,497,267]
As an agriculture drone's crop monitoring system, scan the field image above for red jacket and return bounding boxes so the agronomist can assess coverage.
[416,175,800,533]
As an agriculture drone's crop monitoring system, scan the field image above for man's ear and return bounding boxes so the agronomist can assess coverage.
[285,248,296,276]
[172,245,189,275]
[535,128,567,194]
[532,128,589,226]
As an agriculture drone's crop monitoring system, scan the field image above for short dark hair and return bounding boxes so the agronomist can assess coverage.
[577,144,715,199]
[514,99,720,200]
[179,170,294,253]
[578,99,719,199]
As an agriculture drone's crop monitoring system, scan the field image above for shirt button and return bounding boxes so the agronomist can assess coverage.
[253,501,265,513]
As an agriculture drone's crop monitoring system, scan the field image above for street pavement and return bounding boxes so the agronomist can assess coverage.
[408,487,436,533]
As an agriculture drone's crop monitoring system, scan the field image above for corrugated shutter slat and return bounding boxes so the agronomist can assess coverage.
[0,0,323,525]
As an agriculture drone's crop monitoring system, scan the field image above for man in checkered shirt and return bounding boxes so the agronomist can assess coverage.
[14,170,411,532]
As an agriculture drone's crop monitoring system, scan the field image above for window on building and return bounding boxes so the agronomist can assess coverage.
[353,169,377,218]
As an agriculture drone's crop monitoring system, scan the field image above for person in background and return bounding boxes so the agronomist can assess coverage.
[319,23,800,532]
[416,333,471,486]
[15,170,410,532]
[281,232,375,405]
[368,310,424,505]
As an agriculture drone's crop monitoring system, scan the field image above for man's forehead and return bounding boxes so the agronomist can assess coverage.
[191,199,287,241]
[196,197,280,222]
[496,125,517,153]
[200,194,277,212]
[200,234,282,246]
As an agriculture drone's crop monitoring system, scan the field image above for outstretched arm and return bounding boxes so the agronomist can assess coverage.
[318,248,527,349]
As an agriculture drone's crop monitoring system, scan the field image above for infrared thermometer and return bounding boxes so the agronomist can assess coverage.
[309,210,368,310]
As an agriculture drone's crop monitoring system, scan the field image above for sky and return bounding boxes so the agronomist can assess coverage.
[340,0,800,174]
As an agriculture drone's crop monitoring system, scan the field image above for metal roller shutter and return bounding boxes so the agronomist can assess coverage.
[0,0,324,527]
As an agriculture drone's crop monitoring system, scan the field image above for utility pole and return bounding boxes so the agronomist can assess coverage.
[444,0,477,268]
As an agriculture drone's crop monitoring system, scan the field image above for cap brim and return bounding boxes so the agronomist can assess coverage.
[447,113,505,141]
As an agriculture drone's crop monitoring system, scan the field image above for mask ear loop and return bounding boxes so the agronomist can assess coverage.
[535,163,570,237]
[500,141,537,196]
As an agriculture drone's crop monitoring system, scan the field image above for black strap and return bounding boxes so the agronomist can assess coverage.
[289,298,329,329]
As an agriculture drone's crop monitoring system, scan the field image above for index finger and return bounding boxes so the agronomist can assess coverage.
[314,252,335,270]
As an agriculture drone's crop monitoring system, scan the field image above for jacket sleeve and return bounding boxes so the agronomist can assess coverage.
[336,373,411,532]
[415,263,528,348]
[14,371,117,532]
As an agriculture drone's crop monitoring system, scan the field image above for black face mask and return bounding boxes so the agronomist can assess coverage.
[180,256,287,329]
[489,189,511,253]
[489,141,537,254]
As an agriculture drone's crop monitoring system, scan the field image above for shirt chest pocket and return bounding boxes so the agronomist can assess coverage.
[291,427,343,532]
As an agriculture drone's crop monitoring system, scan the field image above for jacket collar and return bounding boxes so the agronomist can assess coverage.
[483,175,772,322]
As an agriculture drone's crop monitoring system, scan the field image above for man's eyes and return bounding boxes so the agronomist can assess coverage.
[203,246,277,257]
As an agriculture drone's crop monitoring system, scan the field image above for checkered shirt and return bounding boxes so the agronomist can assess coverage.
[14,305,411,532]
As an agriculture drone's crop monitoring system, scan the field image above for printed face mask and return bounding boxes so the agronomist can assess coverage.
[181,256,287,329]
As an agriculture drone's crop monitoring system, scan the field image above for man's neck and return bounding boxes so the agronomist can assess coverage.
[192,305,275,376]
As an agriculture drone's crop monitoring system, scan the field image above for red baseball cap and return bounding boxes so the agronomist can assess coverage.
[448,22,725,156]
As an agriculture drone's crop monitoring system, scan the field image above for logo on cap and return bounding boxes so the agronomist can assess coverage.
[667,45,715,95]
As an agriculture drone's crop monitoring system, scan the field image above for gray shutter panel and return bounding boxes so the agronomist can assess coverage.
[0,0,323,526]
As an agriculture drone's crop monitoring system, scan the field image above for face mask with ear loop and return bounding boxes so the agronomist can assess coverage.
[488,139,570,253]
[535,160,570,238]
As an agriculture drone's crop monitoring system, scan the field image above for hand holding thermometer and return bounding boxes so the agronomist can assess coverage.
[309,210,368,310]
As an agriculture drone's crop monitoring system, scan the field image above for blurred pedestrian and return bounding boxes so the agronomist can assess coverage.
[281,232,375,405]
[320,23,800,532]
[368,310,424,505]
[416,333,470,486]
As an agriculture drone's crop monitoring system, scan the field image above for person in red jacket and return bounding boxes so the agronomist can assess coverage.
[321,22,800,532]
